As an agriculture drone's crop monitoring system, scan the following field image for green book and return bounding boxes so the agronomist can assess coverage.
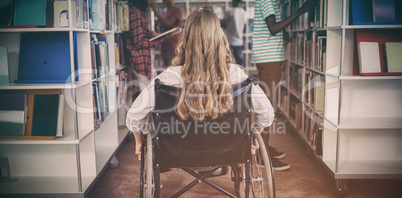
[31,94,60,136]
[13,0,53,26]
[385,42,402,73]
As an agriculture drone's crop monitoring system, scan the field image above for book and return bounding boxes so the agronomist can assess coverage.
[31,94,60,136]
[313,74,325,113]
[384,42,402,72]
[0,46,9,85]
[14,0,54,27]
[149,27,182,42]
[118,1,129,31]
[0,93,28,136]
[357,42,381,74]
[16,32,73,83]
[373,0,395,23]
[90,0,102,30]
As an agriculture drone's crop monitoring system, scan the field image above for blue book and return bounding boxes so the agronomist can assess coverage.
[373,0,402,24]
[351,0,374,25]
[0,93,27,136]
[15,32,74,83]
[352,0,401,25]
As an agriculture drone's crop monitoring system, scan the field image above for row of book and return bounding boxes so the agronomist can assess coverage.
[116,70,128,107]
[1,0,128,31]
[115,0,129,32]
[289,32,327,72]
[304,71,325,113]
[89,0,113,30]
[303,108,323,155]
[91,34,110,79]
[289,95,302,131]
[281,0,328,30]
[0,91,64,139]
[278,87,289,114]
[289,64,303,95]
[92,80,109,129]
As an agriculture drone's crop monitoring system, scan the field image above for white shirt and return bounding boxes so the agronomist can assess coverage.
[224,7,247,46]
[126,64,275,133]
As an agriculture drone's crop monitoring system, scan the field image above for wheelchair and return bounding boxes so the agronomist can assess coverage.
[138,77,275,198]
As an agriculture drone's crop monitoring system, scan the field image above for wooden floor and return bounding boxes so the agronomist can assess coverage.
[87,117,402,198]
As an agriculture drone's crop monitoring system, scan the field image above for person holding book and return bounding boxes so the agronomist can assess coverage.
[125,0,165,103]
[221,0,247,66]
[126,9,275,164]
[252,0,317,171]
[150,0,183,67]
[126,0,166,80]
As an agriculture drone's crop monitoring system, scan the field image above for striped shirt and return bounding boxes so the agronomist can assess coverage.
[252,0,284,63]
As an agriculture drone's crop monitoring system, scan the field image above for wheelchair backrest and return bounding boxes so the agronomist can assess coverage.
[152,77,255,168]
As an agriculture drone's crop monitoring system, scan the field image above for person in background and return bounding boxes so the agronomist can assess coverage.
[221,0,247,67]
[253,0,317,171]
[151,0,183,67]
[125,0,164,104]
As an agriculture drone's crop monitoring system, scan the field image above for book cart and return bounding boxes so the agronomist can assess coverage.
[151,0,257,76]
[0,0,129,197]
[277,0,402,196]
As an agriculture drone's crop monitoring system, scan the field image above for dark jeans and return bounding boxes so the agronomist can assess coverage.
[230,45,244,67]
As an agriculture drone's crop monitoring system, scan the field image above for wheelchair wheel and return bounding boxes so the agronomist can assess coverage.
[242,131,275,198]
[140,134,155,198]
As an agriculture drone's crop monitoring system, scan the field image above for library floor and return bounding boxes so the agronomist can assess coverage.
[87,115,402,198]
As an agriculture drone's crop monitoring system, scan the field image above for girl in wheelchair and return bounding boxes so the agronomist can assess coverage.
[126,8,274,159]
[126,8,275,198]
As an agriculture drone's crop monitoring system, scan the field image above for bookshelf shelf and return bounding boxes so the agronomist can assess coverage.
[339,76,402,80]
[0,27,90,33]
[342,25,402,29]
[324,160,402,179]
[0,0,130,197]
[305,67,325,75]
[0,80,96,90]
[0,81,98,90]
[338,117,402,130]
[279,0,402,193]
[0,176,83,194]
[0,131,79,145]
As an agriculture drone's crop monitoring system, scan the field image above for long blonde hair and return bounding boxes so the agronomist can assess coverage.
[171,9,233,120]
